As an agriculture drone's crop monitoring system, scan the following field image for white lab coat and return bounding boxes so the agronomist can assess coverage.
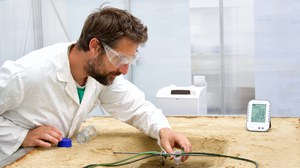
[0,42,170,159]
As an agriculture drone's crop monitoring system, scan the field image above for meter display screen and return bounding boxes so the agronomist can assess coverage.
[251,104,266,123]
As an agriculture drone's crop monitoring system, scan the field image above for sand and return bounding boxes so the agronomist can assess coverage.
[4,116,300,168]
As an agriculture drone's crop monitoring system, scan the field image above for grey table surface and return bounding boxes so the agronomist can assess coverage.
[0,147,34,167]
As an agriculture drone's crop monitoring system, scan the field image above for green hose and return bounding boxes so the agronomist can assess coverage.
[83,151,259,168]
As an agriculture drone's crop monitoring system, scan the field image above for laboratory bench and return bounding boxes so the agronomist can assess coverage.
[1,116,300,168]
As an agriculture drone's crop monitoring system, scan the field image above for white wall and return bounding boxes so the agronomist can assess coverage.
[130,0,192,104]
[254,0,300,117]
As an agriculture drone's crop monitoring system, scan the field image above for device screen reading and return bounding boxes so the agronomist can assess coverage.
[251,104,266,123]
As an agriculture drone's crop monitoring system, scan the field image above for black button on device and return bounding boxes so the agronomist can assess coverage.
[171,90,190,95]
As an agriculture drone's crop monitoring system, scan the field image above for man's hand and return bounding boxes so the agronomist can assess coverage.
[159,128,192,162]
[22,125,63,148]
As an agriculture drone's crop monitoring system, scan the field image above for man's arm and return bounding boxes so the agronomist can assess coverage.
[99,76,170,139]
[0,64,28,156]
[99,76,192,162]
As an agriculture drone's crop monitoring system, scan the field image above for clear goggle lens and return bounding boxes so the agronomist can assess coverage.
[103,43,138,67]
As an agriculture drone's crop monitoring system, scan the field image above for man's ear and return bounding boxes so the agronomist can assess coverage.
[89,38,101,55]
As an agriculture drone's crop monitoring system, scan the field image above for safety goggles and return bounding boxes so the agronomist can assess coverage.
[102,43,139,67]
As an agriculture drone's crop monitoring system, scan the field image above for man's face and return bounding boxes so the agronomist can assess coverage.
[86,38,138,85]
[86,53,121,86]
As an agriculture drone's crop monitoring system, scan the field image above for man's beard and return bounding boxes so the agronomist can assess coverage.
[86,55,121,86]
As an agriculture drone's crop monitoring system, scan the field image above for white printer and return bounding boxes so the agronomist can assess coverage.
[156,85,207,116]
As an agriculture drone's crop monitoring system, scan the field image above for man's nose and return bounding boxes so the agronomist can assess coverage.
[118,64,129,75]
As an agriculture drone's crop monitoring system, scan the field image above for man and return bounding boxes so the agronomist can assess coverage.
[0,7,191,161]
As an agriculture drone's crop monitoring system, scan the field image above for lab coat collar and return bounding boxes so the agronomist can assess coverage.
[54,42,102,106]
[56,42,74,83]
[54,42,80,104]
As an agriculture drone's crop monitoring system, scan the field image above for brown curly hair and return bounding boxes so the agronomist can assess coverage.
[77,7,148,52]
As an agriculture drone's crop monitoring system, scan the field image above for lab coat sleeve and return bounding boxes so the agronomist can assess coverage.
[0,62,29,157]
[99,76,171,140]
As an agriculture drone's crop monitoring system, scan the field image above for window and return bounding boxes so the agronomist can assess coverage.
[1,0,299,116]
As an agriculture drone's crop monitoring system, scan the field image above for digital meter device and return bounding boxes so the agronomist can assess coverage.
[246,99,271,132]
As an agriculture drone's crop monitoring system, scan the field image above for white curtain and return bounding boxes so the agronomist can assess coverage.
[0,0,34,64]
